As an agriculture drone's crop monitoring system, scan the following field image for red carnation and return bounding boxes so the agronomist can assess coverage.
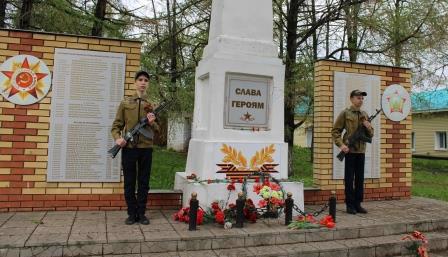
[270,183,280,191]
[258,199,267,208]
[253,183,262,194]
[215,210,225,224]
[211,201,221,213]
[227,183,236,191]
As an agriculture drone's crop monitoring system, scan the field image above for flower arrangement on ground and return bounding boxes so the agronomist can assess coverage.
[402,231,429,257]
[288,214,335,230]
[174,181,258,228]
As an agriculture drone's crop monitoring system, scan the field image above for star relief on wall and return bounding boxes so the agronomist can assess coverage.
[386,90,408,114]
[0,55,52,105]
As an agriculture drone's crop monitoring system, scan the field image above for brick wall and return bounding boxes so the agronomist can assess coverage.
[307,59,412,205]
[0,29,182,212]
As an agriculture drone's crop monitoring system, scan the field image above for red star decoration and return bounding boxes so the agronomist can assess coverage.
[1,58,48,99]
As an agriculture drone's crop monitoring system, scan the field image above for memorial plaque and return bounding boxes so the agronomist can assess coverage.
[333,71,381,179]
[224,73,271,129]
[47,48,126,182]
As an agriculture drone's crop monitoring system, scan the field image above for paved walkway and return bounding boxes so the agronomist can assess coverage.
[0,197,447,257]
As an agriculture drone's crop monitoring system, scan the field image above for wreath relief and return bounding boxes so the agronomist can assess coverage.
[219,144,277,171]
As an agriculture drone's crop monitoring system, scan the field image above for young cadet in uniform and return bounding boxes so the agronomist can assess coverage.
[331,90,374,215]
[111,70,159,225]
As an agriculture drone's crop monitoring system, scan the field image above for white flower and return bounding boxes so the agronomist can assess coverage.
[224,222,232,229]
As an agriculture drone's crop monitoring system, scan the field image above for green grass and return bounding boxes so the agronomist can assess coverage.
[150,147,448,203]
[412,158,448,201]
[289,146,314,187]
[150,147,187,189]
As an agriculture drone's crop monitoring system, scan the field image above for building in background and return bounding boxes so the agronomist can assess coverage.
[412,88,448,159]
[293,98,313,148]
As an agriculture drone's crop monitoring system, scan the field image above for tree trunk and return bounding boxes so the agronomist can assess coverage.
[0,0,7,28]
[18,0,33,29]
[344,3,360,62]
[284,0,300,176]
[393,0,402,66]
[166,0,178,87]
[91,0,107,36]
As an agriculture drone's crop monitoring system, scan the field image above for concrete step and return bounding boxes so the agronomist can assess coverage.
[4,230,444,257]
[0,218,447,257]
[1,198,448,256]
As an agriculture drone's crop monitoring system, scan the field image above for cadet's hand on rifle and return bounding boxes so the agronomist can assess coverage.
[147,112,156,125]
[340,144,350,153]
[363,120,372,129]
[116,138,127,147]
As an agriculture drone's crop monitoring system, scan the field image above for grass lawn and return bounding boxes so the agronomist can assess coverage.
[412,158,448,201]
[150,146,448,202]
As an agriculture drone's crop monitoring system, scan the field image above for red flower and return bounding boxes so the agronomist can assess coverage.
[412,231,426,241]
[319,215,335,229]
[263,178,270,187]
[211,201,221,213]
[246,198,254,206]
[197,209,204,225]
[417,245,428,257]
[306,214,316,223]
[258,199,267,208]
[254,177,260,183]
[270,183,280,191]
[186,173,197,180]
[227,183,236,191]
[253,183,262,194]
[325,221,335,229]
[215,210,225,224]
[238,178,243,183]
[248,212,257,223]
[270,197,284,207]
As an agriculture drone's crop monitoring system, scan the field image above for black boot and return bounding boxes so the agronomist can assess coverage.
[138,214,150,225]
[125,215,136,225]
[355,205,368,214]
[346,206,357,215]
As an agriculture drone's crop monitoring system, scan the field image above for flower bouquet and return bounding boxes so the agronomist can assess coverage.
[253,179,285,218]
[402,231,429,257]
[288,214,335,230]
[173,206,204,225]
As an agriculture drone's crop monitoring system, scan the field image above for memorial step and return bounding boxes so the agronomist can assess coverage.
[1,198,448,257]
[3,230,446,257]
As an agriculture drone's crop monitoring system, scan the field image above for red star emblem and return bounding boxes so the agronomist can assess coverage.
[1,57,48,99]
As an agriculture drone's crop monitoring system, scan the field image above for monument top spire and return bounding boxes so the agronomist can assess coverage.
[204,0,276,58]
[208,0,274,43]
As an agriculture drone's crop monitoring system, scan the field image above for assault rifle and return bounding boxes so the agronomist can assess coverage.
[108,100,170,159]
[336,108,382,161]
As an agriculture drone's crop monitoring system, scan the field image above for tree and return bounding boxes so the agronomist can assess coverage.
[18,0,33,29]
[91,0,106,36]
[0,0,7,27]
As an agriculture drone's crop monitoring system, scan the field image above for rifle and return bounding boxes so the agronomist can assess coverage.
[108,100,171,159]
[336,108,382,162]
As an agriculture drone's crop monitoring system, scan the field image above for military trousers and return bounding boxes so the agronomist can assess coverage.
[122,148,153,216]
[344,153,365,209]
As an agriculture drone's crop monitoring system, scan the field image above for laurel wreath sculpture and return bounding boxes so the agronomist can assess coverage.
[220,144,276,171]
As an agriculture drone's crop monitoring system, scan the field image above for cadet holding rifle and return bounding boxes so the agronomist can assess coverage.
[331,90,374,215]
[111,70,159,225]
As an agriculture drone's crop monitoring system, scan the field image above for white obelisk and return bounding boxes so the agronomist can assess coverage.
[175,0,303,210]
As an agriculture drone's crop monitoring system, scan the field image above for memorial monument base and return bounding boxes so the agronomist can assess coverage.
[174,172,304,214]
